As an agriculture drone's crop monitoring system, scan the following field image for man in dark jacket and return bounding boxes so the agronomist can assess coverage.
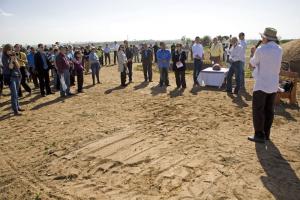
[124,40,133,83]
[172,44,187,89]
[141,43,153,82]
[34,43,53,97]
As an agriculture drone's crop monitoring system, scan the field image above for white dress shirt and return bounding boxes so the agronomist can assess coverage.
[239,39,247,62]
[192,43,204,59]
[229,44,244,62]
[250,41,282,93]
[112,44,119,51]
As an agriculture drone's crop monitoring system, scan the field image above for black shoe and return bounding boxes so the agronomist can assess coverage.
[248,135,265,143]
[41,94,46,97]
[14,111,22,116]
[47,92,54,95]
[149,80,153,82]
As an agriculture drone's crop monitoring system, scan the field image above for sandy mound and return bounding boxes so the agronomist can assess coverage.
[282,39,300,76]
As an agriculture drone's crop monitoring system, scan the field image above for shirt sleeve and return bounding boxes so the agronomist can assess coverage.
[250,48,260,67]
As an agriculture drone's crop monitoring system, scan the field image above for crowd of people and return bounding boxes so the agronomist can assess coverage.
[0,27,283,143]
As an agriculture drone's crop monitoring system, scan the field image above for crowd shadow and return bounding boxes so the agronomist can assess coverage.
[150,85,167,96]
[190,86,201,95]
[133,81,149,91]
[83,84,95,90]
[169,88,185,98]
[227,93,249,108]
[274,103,298,122]
[256,142,300,200]
[104,85,126,95]
[30,96,69,110]
[0,112,15,121]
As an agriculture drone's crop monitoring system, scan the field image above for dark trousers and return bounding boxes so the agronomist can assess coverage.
[174,70,186,88]
[159,68,169,86]
[193,59,203,84]
[77,71,84,92]
[105,53,111,65]
[18,66,31,96]
[99,57,104,66]
[29,67,39,88]
[226,61,241,93]
[154,52,158,63]
[252,90,276,139]
[113,51,117,65]
[120,71,126,86]
[0,72,3,95]
[127,61,133,82]
[70,68,75,86]
[142,62,152,81]
[38,69,51,95]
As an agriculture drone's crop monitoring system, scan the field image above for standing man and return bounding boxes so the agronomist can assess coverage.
[34,44,54,97]
[124,40,133,83]
[27,47,39,88]
[112,41,119,65]
[192,37,204,86]
[141,43,153,82]
[157,42,171,87]
[56,46,72,97]
[239,32,247,89]
[104,44,111,66]
[0,46,3,96]
[97,46,104,66]
[15,44,31,97]
[153,42,159,63]
[248,28,282,143]
[133,45,140,63]
[210,37,223,64]
[226,37,244,94]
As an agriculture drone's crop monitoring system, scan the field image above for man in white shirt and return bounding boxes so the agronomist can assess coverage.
[226,37,244,94]
[239,32,247,89]
[104,44,111,66]
[112,41,119,65]
[192,36,204,86]
[248,27,282,143]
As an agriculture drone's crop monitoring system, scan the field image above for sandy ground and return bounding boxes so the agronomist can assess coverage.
[0,64,300,200]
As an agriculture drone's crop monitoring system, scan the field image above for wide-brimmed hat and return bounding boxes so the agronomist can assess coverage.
[260,27,279,41]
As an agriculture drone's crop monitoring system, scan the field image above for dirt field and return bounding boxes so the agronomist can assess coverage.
[0,64,300,200]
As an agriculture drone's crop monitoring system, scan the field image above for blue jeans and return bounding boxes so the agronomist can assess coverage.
[240,61,245,88]
[60,69,71,96]
[193,59,202,84]
[9,76,21,113]
[91,63,100,84]
[226,61,241,93]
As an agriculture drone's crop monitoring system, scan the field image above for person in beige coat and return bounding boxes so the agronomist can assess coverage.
[117,45,127,86]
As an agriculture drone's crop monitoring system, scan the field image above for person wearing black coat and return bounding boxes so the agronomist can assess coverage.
[34,44,53,96]
[172,44,187,89]
[141,44,153,82]
[124,40,133,83]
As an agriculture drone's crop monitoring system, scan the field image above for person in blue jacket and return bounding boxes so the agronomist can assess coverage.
[156,42,171,87]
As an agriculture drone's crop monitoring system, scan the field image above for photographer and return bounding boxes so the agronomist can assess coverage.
[1,44,24,115]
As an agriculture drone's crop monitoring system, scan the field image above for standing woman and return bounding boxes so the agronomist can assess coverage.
[73,51,84,93]
[89,47,101,85]
[172,43,187,89]
[117,45,127,87]
[1,44,24,115]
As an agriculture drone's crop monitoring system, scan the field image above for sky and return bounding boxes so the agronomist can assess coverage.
[0,0,300,45]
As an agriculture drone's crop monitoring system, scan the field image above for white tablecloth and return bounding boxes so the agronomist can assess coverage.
[197,67,229,88]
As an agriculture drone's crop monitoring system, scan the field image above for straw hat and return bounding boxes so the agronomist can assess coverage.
[260,27,279,41]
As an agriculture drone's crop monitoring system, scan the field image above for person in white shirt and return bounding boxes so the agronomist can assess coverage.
[104,44,111,66]
[248,27,282,143]
[239,32,247,89]
[192,36,204,86]
[226,37,244,94]
[117,45,128,87]
[112,41,119,65]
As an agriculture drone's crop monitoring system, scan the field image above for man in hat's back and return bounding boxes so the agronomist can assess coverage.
[248,27,282,143]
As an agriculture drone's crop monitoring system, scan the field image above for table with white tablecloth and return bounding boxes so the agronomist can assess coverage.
[197,67,229,88]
